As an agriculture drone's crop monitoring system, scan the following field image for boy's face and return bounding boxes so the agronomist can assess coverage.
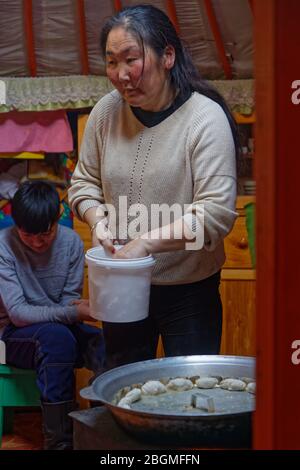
[17,223,58,253]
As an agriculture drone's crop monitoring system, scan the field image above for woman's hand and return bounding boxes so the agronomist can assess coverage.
[92,217,115,254]
[112,238,150,259]
[91,227,103,247]
[83,207,116,254]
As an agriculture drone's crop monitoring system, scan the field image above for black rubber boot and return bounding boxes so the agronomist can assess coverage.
[41,401,76,450]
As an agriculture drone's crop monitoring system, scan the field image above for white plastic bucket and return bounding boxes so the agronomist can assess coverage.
[85,246,156,323]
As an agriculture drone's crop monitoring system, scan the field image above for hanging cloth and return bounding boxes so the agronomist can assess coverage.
[0,110,73,153]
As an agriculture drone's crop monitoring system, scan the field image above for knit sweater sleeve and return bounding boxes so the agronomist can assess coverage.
[183,101,238,251]
[59,234,85,307]
[0,256,78,327]
[68,100,107,220]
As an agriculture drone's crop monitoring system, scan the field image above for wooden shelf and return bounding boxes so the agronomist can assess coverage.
[236,195,255,210]
[221,269,256,281]
[0,199,8,209]
[0,152,44,160]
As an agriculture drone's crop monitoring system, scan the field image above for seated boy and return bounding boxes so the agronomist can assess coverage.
[0,181,105,450]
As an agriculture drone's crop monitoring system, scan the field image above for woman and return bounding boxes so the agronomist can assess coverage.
[68,5,238,369]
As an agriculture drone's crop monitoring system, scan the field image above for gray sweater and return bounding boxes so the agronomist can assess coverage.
[0,225,83,337]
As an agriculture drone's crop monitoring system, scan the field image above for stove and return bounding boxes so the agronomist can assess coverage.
[70,406,182,450]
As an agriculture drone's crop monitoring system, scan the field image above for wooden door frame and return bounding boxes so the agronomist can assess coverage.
[254,0,300,449]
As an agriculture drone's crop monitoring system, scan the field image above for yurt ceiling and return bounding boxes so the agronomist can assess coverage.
[0,0,253,80]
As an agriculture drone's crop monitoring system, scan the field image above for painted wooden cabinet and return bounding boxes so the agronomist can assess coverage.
[220,196,256,356]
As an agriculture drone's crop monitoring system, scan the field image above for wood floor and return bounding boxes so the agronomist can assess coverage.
[1,410,43,450]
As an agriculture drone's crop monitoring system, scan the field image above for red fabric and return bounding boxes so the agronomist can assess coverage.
[0,110,73,153]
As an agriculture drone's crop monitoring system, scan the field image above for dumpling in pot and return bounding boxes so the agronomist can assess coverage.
[220,378,246,391]
[141,380,167,395]
[167,378,194,391]
[117,398,131,409]
[117,387,142,408]
[195,377,219,389]
[246,382,256,394]
[240,377,255,385]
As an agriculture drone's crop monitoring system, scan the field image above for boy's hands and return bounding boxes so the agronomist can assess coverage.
[70,299,97,322]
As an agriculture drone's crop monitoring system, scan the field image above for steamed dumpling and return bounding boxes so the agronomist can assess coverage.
[195,377,219,389]
[240,377,255,385]
[220,378,246,391]
[246,382,256,394]
[141,380,167,395]
[117,387,142,408]
[118,398,131,409]
[167,378,194,391]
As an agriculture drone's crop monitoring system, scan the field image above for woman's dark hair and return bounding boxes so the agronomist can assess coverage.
[100,4,240,161]
[11,181,60,234]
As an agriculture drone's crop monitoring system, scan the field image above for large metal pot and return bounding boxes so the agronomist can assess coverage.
[80,355,255,447]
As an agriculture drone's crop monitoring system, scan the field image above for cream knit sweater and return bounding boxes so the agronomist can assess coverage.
[68,90,237,285]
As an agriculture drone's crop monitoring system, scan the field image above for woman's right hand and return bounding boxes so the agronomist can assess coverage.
[83,207,115,254]
[91,217,115,254]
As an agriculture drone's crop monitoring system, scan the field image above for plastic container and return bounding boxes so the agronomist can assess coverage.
[85,246,156,323]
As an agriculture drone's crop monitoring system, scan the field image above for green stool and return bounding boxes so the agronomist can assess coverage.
[0,364,40,447]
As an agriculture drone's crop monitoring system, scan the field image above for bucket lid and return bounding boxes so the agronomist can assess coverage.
[85,246,156,269]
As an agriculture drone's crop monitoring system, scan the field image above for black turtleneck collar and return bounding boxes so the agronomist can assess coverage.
[130,90,192,128]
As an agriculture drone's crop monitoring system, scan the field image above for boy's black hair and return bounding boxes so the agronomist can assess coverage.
[11,181,60,234]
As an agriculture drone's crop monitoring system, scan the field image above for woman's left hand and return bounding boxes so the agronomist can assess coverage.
[113,238,150,259]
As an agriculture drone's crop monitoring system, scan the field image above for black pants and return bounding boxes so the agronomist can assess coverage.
[102,271,222,369]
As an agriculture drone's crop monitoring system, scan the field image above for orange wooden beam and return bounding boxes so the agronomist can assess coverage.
[165,0,180,34]
[23,0,37,77]
[248,0,254,14]
[203,0,232,79]
[253,0,275,449]
[113,0,122,12]
[77,0,89,75]
[254,0,300,450]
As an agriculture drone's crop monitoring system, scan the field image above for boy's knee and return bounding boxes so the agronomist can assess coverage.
[35,323,78,363]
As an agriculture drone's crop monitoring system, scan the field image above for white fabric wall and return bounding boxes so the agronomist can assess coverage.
[0,0,253,79]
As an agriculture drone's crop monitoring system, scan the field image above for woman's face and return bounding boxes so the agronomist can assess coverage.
[105,27,175,111]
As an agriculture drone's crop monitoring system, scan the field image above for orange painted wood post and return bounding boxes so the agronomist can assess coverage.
[165,0,180,34]
[23,0,37,76]
[113,0,122,12]
[248,0,254,15]
[77,0,89,75]
[254,0,300,449]
[203,0,232,79]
